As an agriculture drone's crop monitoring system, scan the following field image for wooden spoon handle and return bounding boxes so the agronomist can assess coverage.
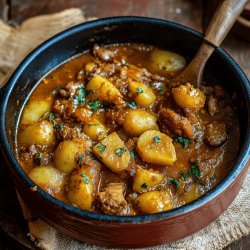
[204,0,248,47]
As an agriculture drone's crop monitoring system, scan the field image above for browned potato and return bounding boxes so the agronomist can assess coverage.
[150,49,186,74]
[172,83,206,110]
[86,75,123,104]
[66,166,95,210]
[133,167,163,193]
[93,132,130,173]
[28,165,65,193]
[19,120,55,146]
[123,109,159,137]
[21,97,53,125]
[137,130,177,165]
[135,190,173,214]
[128,80,156,107]
[83,119,107,141]
[54,139,86,174]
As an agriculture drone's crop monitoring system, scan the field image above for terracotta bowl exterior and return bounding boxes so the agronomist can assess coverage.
[0,17,249,248]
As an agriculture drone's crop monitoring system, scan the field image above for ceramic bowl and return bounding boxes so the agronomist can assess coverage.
[0,17,249,248]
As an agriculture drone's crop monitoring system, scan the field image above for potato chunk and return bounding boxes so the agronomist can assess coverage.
[135,190,173,214]
[86,75,123,104]
[172,83,206,110]
[137,130,176,165]
[150,49,186,74]
[83,119,107,141]
[28,165,64,193]
[21,98,53,125]
[66,166,94,210]
[128,81,156,107]
[123,109,158,137]
[19,121,55,146]
[133,167,163,193]
[54,139,86,174]
[93,132,130,173]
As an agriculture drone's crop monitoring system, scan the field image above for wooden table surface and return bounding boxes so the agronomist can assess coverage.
[0,0,249,249]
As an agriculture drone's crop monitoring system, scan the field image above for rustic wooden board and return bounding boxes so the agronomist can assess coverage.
[0,0,249,249]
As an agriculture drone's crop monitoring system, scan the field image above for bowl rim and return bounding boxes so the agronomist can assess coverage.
[0,16,250,223]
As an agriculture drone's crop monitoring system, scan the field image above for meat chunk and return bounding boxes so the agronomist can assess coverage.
[93,44,117,62]
[206,121,227,147]
[158,108,194,139]
[96,183,128,215]
[207,96,219,116]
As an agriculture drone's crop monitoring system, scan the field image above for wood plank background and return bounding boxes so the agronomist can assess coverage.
[0,0,249,249]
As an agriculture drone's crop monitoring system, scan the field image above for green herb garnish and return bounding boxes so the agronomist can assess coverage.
[73,87,88,105]
[114,147,127,157]
[128,101,137,109]
[81,173,89,184]
[54,124,63,130]
[179,170,188,181]
[96,143,106,154]
[88,100,100,112]
[189,160,201,180]
[105,178,110,184]
[174,136,191,148]
[141,183,148,189]
[77,155,85,165]
[49,111,55,122]
[130,150,136,159]
[169,178,180,190]
[136,87,144,94]
[153,136,161,143]
[157,84,164,94]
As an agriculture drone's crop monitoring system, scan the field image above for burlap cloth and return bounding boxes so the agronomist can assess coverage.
[0,8,249,250]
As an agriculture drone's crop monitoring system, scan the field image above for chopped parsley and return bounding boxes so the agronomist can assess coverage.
[54,124,63,130]
[189,160,201,180]
[157,84,164,94]
[136,87,144,94]
[130,150,136,159]
[141,183,148,189]
[96,143,106,154]
[81,173,89,184]
[73,87,88,105]
[88,100,100,112]
[169,177,180,190]
[77,155,85,166]
[153,136,161,143]
[174,136,191,148]
[128,101,137,109]
[114,147,127,157]
[55,86,62,91]
[179,170,188,181]
[38,153,43,160]
[49,111,55,122]
[105,178,110,184]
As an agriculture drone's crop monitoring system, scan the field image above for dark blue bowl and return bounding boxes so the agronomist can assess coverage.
[0,17,249,247]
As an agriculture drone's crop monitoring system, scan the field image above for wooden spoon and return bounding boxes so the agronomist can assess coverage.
[172,0,248,88]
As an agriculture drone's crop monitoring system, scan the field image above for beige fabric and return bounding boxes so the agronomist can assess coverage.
[0,8,249,250]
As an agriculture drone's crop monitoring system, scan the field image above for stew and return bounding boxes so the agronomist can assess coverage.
[17,44,239,215]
